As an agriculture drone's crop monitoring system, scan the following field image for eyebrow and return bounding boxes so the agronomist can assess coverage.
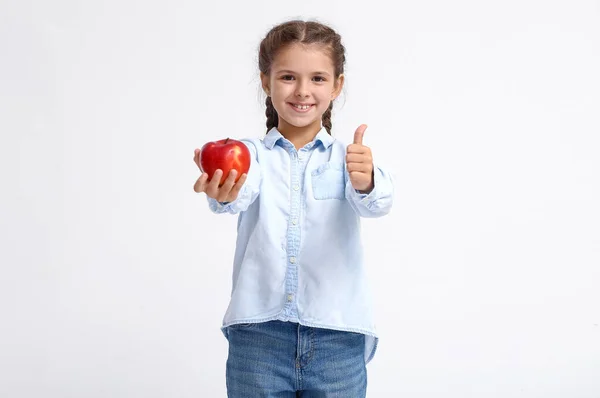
[275,69,332,77]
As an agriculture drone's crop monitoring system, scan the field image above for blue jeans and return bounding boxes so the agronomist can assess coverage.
[225,320,367,397]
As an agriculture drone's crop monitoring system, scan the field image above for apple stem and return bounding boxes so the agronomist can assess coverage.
[225,138,229,144]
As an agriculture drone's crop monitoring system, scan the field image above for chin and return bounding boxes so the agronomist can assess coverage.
[282,116,321,129]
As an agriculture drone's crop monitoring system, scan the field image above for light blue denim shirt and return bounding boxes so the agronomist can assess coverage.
[206,127,394,363]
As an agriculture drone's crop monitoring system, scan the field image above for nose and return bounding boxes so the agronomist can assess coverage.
[295,80,309,98]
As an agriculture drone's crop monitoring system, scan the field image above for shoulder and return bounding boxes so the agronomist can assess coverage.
[238,136,265,156]
[240,137,260,148]
[329,136,349,154]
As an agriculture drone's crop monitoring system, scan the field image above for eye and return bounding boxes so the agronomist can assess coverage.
[281,75,295,81]
[312,76,326,82]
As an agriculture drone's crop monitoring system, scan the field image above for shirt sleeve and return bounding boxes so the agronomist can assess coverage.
[345,163,394,218]
[205,139,262,215]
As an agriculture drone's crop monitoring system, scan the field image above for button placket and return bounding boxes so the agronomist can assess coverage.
[284,148,301,315]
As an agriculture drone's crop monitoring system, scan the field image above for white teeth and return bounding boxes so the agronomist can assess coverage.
[293,104,311,110]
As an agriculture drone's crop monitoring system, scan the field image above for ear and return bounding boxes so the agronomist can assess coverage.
[332,73,344,100]
[260,72,271,96]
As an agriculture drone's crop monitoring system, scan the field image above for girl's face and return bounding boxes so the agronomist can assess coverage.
[261,43,344,135]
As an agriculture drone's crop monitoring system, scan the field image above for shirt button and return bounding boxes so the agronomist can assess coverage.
[293,185,300,191]
[292,219,297,225]
[287,294,293,302]
[289,256,296,264]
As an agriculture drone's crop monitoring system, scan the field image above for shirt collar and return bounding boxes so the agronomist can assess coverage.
[263,126,334,150]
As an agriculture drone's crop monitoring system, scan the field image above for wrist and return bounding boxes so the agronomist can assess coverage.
[358,170,375,194]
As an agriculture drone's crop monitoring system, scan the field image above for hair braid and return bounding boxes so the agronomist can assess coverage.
[265,96,279,133]
[321,102,333,134]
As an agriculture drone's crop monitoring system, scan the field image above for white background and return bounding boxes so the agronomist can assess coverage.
[1,0,599,396]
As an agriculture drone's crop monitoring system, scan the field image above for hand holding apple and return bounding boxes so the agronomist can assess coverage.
[193,166,248,203]
[193,138,250,202]
[198,138,251,185]
[346,124,374,194]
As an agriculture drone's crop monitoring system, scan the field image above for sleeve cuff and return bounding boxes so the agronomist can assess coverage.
[206,183,250,214]
[347,166,384,206]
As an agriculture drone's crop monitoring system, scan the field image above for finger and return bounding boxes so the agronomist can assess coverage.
[349,170,370,185]
[206,169,223,198]
[193,173,209,193]
[353,124,368,145]
[349,170,366,179]
[346,153,369,163]
[347,162,372,173]
[194,149,202,169]
[346,143,369,154]
[217,170,238,202]
[348,170,367,183]
[228,173,247,201]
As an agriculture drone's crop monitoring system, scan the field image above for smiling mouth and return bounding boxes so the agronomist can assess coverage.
[288,103,315,112]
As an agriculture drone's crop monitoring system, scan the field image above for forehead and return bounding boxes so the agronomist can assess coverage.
[272,43,334,73]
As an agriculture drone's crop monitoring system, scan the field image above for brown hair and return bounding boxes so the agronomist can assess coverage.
[259,20,346,135]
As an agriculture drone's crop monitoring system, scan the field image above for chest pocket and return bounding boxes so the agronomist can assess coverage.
[311,162,346,200]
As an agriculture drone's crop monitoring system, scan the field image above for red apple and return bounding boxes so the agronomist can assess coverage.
[199,138,251,186]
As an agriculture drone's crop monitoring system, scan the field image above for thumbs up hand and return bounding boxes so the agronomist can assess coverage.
[346,124,374,193]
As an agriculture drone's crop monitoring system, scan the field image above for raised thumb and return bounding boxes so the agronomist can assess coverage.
[353,124,367,145]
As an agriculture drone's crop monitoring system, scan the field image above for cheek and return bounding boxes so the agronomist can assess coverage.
[270,90,291,114]
[317,85,335,100]
[272,81,292,95]
[272,91,292,109]
[316,87,333,104]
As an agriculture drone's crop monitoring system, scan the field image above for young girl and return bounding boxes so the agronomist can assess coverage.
[193,20,393,397]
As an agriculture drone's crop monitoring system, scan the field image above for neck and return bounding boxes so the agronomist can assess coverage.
[278,119,323,150]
